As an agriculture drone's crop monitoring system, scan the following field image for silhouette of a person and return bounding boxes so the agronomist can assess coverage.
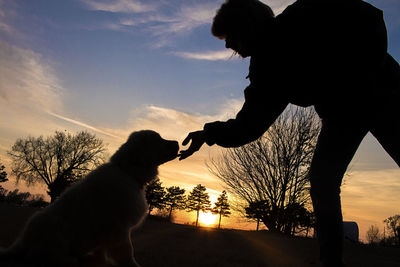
[179,0,400,266]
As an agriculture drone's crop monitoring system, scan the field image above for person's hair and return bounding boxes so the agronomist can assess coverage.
[212,0,275,38]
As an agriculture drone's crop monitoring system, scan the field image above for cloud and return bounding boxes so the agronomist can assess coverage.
[80,0,298,51]
[82,0,222,47]
[116,100,244,190]
[82,0,298,52]
[0,21,13,34]
[126,100,242,141]
[173,50,237,61]
[0,1,20,37]
[262,0,296,15]
[0,40,68,159]
[81,0,297,34]
[0,40,63,113]
[83,0,155,13]
[151,2,219,35]
[126,3,218,37]
[1,90,244,200]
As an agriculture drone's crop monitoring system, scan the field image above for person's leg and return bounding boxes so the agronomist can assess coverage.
[309,118,368,266]
[369,105,400,166]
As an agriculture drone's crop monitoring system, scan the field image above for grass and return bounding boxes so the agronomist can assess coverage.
[1,204,399,266]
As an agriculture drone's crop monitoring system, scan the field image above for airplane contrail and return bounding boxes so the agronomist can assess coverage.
[47,111,123,140]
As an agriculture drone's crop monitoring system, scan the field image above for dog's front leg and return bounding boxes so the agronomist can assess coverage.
[105,235,141,267]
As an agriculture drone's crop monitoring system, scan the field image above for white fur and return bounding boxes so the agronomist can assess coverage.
[1,130,179,267]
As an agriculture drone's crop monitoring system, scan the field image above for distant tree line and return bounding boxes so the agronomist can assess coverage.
[3,132,233,228]
[145,180,231,229]
[0,159,47,207]
[0,187,48,208]
[366,214,400,247]
[2,116,318,233]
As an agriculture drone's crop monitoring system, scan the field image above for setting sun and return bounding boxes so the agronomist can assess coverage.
[198,212,218,226]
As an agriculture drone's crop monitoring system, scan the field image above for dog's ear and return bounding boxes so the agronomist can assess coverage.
[110,130,160,168]
[111,133,145,167]
[110,130,178,170]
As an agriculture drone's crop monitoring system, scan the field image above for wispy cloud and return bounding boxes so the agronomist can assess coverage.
[80,0,297,52]
[0,39,67,159]
[126,99,243,139]
[0,21,13,34]
[82,0,295,34]
[83,0,155,13]
[119,102,243,192]
[0,40,63,113]
[151,2,219,35]
[0,1,19,36]
[173,50,237,61]
[117,2,219,36]
[82,0,222,46]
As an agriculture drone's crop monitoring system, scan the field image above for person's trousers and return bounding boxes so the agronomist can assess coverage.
[309,102,400,266]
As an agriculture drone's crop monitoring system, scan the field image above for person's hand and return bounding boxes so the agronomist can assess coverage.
[179,130,205,160]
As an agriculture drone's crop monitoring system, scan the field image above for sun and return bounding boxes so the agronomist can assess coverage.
[198,211,218,226]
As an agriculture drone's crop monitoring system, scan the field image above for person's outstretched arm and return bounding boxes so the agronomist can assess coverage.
[179,82,288,160]
[179,130,206,160]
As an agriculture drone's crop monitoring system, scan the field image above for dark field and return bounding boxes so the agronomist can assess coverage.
[1,204,399,267]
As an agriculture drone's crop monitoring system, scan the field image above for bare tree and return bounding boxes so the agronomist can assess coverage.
[211,190,231,229]
[366,225,381,245]
[209,106,320,234]
[384,214,400,246]
[186,184,211,227]
[8,131,106,202]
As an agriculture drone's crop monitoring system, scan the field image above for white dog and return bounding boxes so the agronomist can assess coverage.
[0,130,179,267]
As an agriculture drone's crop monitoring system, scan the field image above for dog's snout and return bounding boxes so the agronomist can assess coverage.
[170,140,179,153]
[158,140,180,164]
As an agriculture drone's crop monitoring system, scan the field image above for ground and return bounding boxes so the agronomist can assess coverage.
[1,204,399,266]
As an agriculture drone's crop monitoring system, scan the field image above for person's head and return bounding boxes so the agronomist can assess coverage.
[212,0,275,57]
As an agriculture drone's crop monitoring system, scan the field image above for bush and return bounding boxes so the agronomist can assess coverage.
[149,209,175,223]
[0,186,48,207]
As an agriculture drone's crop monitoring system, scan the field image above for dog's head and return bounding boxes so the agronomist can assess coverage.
[111,130,179,170]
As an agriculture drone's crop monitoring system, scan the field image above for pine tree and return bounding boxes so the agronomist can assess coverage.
[0,160,8,184]
[145,178,166,215]
[186,184,211,227]
[164,186,186,221]
[211,190,231,229]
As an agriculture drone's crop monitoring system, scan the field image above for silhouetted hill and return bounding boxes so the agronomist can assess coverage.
[1,204,399,266]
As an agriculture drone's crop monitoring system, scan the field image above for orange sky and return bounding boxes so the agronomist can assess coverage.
[2,128,399,242]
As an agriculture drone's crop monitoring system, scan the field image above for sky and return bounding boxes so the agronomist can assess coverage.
[1,0,400,241]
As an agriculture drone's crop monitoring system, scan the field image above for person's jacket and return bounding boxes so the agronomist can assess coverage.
[203,0,399,148]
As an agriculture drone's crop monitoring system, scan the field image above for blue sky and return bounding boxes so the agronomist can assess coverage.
[1,0,400,237]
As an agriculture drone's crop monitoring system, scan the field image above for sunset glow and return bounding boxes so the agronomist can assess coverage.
[199,212,218,226]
